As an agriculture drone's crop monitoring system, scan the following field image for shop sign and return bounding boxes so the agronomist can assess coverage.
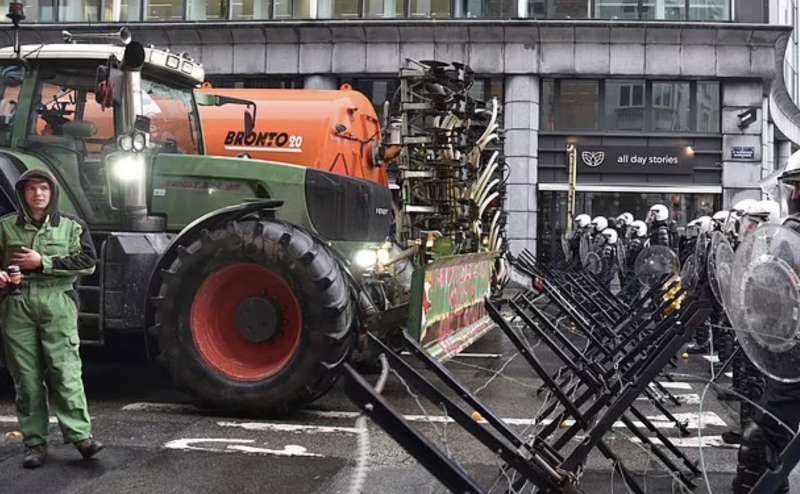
[574,145,696,175]
[731,146,756,161]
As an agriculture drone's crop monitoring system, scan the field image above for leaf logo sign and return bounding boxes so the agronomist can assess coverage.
[581,151,605,168]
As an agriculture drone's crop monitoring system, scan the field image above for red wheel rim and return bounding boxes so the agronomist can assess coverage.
[190,263,302,381]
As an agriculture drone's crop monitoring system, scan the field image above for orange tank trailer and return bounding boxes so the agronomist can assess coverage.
[196,85,389,187]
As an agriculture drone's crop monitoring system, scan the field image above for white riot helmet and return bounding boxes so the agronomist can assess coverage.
[616,212,634,228]
[732,199,758,216]
[739,200,781,238]
[601,228,618,245]
[591,216,608,232]
[575,214,592,229]
[647,204,669,223]
[711,210,730,229]
[779,149,800,215]
[631,220,648,238]
[686,216,712,238]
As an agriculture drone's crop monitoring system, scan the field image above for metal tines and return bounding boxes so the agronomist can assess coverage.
[62,27,131,46]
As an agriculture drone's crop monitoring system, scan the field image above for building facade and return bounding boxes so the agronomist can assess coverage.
[9,0,800,257]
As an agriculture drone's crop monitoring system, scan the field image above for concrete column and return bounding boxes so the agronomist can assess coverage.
[721,80,765,208]
[503,74,539,255]
[304,75,337,89]
[777,139,793,171]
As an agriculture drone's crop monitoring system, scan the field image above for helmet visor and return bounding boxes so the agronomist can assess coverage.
[779,182,800,217]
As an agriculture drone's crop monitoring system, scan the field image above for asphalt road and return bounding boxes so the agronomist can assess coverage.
[0,323,779,494]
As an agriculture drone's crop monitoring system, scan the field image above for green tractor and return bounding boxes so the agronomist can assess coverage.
[0,17,506,414]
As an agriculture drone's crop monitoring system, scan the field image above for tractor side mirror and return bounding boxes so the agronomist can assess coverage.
[244,109,255,136]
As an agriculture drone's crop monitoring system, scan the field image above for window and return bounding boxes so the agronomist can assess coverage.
[205,76,303,88]
[695,81,720,133]
[318,0,360,16]
[528,0,588,17]
[230,0,269,18]
[186,0,229,19]
[101,0,142,21]
[144,0,184,19]
[58,0,99,20]
[0,65,24,148]
[594,0,639,19]
[142,79,200,155]
[541,79,600,130]
[409,0,451,16]
[273,0,311,18]
[461,0,516,17]
[30,0,58,21]
[365,0,405,16]
[542,79,719,133]
[688,0,728,20]
[605,80,645,130]
[652,82,690,131]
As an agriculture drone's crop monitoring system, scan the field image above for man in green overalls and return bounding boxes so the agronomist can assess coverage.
[0,169,103,468]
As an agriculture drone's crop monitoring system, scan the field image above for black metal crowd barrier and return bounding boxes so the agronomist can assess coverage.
[342,249,714,493]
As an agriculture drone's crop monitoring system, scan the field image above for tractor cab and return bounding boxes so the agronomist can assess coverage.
[0,33,207,231]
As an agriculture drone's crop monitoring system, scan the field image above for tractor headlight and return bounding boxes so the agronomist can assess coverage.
[109,153,146,183]
[132,131,147,152]
[354,249,378,269]
[118,135,133,152]
[376,247,391,265]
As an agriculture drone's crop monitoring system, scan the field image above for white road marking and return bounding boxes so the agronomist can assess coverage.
[703,355,721,363]
[725,372,733,379]
[650,382,693,390]
[217,421,360,435]
[122,402,201,413]
[163,438,321,457]
[629,435,738,449]
[127,403,726,430]
[637,394,701,405]
[0,415,59,424]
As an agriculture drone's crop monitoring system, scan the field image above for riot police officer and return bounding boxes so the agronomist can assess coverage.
[568,214,591,267]
[646,204,677,249]
[619,220,647,302]
[732,163,800,493]
[598,228,618,289]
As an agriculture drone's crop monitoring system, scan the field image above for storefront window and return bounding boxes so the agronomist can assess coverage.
[144,0,183,19]
[231,0,269,18]
[186,0,228,19]
[537,190,720,262]
[688,0,728,20]
[605,80,645,131]
[26,0,58,21]
[594,0,638,19]
[595,0,687,19]
[58,0,99,20]
[652,82,690,131]
[528,0,588,17]
[409,0,451,17]
[101,0,141,21]
[274,0,311,18]
[542,79,719,133]
[462,0,516,17]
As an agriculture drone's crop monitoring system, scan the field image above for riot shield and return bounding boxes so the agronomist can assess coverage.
[680,254,697,293]
[561,234,572,262]
[693,231,709,280]
[706,231,726,305]
[579,232,592,267]
[715,238,735,317]
[634,245,680,288]
[585,251,603,276]
[616,238,627,273]
[729,224,800,383]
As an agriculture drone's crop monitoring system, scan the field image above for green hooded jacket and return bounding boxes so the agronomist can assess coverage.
[0,169,96,282]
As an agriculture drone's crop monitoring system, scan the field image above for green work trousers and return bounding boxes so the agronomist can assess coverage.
[1,280,92,447]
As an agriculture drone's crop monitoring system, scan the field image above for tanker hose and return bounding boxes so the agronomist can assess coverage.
[348,353,389,494]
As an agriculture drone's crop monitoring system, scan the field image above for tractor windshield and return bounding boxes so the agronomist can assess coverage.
[140,78,200,155]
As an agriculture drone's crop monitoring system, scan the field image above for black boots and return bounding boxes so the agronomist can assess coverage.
[22,445,47,469]
[75,439,105,459]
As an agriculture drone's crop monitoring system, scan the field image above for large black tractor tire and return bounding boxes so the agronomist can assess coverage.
[155,218,354,415]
